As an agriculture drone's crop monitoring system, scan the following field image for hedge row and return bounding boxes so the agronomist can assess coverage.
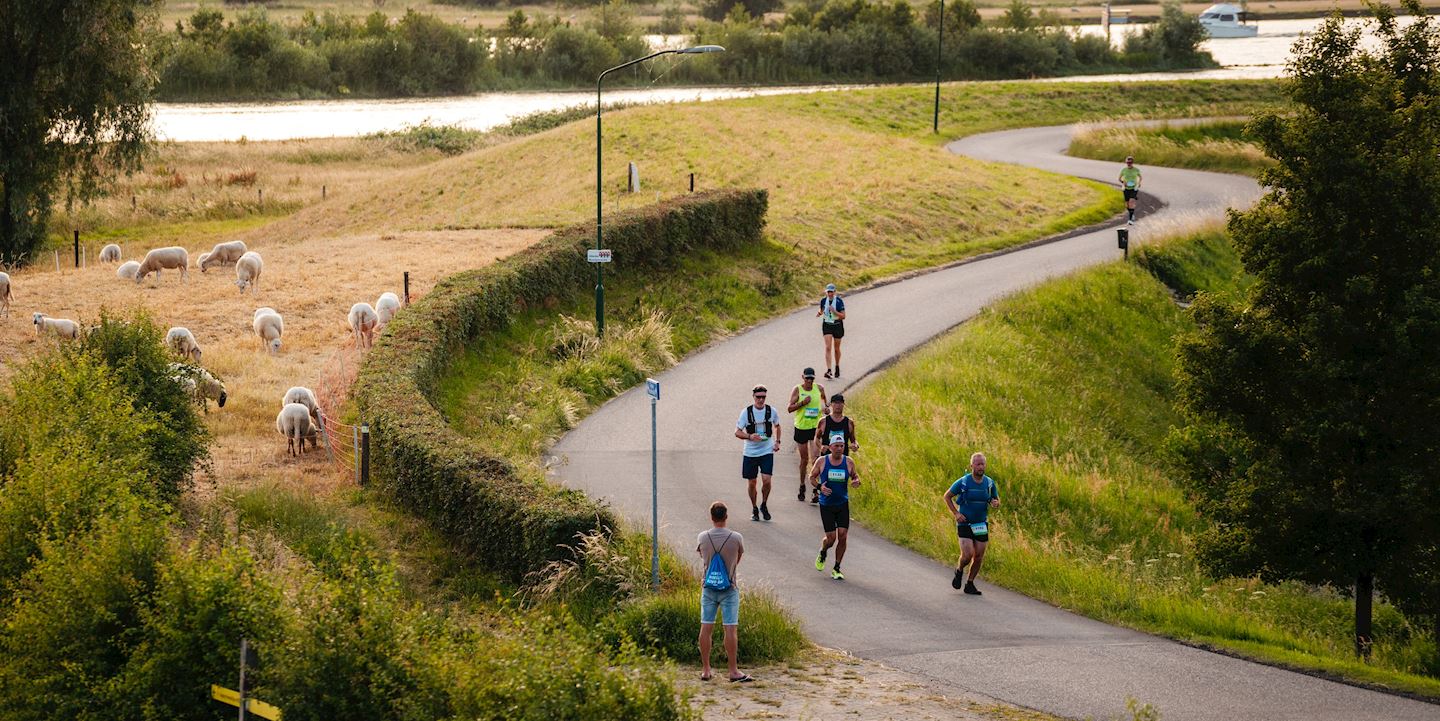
[354,189,770,579]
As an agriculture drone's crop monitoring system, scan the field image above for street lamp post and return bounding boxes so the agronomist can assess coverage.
[596,45,725,337]
[933,0,945,133]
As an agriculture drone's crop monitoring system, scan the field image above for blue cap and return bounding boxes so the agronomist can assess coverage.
[825,283,837,292]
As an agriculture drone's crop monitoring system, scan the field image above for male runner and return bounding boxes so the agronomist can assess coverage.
[943,452,1001,595]
[809,433,860,580]
[817,283,846,378]
[787,368,827,503]
[734,386,781,521]
[1119,156,1142,225]
[815,393,858,460]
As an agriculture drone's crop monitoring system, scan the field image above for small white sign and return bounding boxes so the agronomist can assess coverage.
[587,249,613,263]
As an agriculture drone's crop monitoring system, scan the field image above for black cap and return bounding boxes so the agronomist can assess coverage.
[802,367,816,378]
[831,393,845,404]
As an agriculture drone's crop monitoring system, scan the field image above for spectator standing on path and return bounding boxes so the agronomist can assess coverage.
[817,283,846,379]
[787,367,827,503]
[735,385,781,522]
[944,452,1001,596]
[1119,156,1143,225]
[697,501,752,683]
[809,433,861,580]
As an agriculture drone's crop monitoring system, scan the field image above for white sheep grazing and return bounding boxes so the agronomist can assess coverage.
[135,247,189,284]
[32,313,79,340]
[282,386,323,429]
[348,302,378,349]
[234,251,263,293]
[276,403,313,456]
[198,240,247,272]
[165,327,203,362]
[169,363,227,411]
[375,291,401,326]
[116,261,141,280]
[0,271,11,318]
[253,309,284,354]
[98,244,122,263]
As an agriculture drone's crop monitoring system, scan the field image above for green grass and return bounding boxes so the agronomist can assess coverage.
[846,228,1440,698]
[1068,119,1275,176]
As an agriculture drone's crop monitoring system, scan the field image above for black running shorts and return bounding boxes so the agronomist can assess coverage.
[820,503,850,532]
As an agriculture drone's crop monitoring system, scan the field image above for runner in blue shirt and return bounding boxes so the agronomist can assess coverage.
[816,283,847,378]
[943,452,1001,595]
[808,433,861,580]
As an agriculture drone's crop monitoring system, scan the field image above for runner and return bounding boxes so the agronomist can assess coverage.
[787,367,827,503]
[816,283,846,379]
[815,393,858,460]
[1118,156,1142,225]
[734,385,781,522]
[943,452,1001,595]
[809,433,861,580]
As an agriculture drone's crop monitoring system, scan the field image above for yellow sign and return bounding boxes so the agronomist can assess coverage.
[211,684,283,720]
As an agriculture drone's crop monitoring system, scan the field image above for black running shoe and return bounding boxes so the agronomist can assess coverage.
[834,365,840,377]
[809,491,819,504]
[760,503,771,521]
[952,569,965,589]
[823,369,833,379]
[798,484,806,502]
[964,581,982,596]
[751,507,760,522]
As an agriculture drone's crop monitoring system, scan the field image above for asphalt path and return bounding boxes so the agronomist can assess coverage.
[549,124,1437,720]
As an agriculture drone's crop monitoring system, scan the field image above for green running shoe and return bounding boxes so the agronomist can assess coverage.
[831,567,845,581]
[814,550,827,571]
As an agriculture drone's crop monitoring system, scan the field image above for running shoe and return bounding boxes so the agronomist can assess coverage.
[751,507,760,522]
[760,503,771,521]
[963,581,982,596]
[797,484,806,502]
[810,491,819,504]
[831,567,845,581]
[834,365,840,377]
[823,369,833,379]
[952,569,965,589]
[815,550,827,571]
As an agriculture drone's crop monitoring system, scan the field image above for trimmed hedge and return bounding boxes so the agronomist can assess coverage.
[354,189,769,579]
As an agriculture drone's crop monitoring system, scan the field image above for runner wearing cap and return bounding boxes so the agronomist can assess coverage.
[816,283,846,379]
[787,368,827,502]
[1118,156,1142,225]
[735,386,781,522]
[809,433,860,580]
[943,452,1001,595]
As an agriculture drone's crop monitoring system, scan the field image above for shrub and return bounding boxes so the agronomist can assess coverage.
[353,190,768,580]
[368,121,485,155]
[1124,1,1212,67]
[608,583,808,664]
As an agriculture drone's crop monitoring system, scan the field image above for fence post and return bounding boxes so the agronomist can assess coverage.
[360,424,370,487]
[73,230,79,269]
[132,195,137,211]
[403,272,410,306]
[689,173,694,192]
[352,427,360,486]
[321,414,333,463]
[322,184,327,200]
[257,188,263,207]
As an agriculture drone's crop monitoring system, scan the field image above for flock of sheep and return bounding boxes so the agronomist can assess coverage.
[5,239,406,458]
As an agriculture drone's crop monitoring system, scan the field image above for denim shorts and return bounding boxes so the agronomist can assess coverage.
[700,585,740,626]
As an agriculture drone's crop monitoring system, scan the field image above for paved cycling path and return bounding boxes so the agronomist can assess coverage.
[550,124,1436,720]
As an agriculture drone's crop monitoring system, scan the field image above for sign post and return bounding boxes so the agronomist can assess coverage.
[646,377,661,592]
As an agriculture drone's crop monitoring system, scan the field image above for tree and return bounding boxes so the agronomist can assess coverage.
[0,0,156,265]
[1171,1,1440,660]
[1123,1,1209,66]
[699,0,783,22]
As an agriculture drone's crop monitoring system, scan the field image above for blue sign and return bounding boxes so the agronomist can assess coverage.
[646,378,660,401]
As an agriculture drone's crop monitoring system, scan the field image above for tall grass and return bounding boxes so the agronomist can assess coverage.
[1068,119,1275,176]
[848,229,1440,697]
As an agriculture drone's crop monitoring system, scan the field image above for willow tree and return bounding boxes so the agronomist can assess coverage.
[1171,2,1440,659]
[0,0,155,265]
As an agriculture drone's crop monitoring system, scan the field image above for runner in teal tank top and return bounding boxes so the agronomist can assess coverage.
[943,452,1001,596]
[808,433,860,580]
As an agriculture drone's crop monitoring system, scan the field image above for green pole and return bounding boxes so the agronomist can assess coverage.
[596,78,605,337]
[933,0,944,134]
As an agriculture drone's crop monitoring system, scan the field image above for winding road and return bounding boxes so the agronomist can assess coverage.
[549,124,1437,720]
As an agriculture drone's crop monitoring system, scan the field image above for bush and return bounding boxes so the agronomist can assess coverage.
[353,190,769,580]
[608,583,807,664]
[1124,1,1212,67]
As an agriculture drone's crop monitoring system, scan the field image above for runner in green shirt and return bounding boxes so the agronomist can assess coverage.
[1119,156,1142,225]
[787,367,827,503]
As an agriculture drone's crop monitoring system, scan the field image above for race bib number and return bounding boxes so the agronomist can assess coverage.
[1125,180,1136,188]
[970,522,988,535]
[827,469,846,482]
[804,408,820,417]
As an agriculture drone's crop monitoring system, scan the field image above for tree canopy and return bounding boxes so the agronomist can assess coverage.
[0,0,156,265]
[1171,0,1440,658]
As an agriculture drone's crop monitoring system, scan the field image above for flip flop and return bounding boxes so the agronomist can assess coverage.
[700,673,713,682]
[729,673,755,683]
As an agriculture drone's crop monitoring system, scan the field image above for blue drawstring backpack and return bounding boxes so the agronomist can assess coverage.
[703,534,733,591]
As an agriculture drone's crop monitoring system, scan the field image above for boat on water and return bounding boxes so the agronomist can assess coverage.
[1199,3,1259,38]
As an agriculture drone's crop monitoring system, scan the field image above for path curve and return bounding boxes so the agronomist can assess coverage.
[550,124,1435,720]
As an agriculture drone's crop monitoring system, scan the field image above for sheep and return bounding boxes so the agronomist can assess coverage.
[169,363,227,412]
[0,271,11,318]
[198,240,247,273]
[98,244,121,263]
[234,251,263,293]
[116,261,140,280]
[165,327,202,362]
[276,403,313,456]
[135,246,189,284]
[348,302,378,349]
[375,291,401,326]
[282,386,324,429]
[253,308,283,354]
[32,313,79,340]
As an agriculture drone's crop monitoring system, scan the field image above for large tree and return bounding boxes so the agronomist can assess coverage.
[1171,1,1440,660]
[0,0,155,265]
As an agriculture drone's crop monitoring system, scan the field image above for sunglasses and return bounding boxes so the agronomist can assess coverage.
[753,394,766,399]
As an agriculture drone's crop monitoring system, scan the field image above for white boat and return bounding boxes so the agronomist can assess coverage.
[1199,3,1259,38]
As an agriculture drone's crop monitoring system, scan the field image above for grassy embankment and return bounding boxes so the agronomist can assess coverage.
[847,227,1440,698]
[1069,119,1274,176]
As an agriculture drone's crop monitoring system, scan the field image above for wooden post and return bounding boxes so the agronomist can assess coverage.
[403,272,410,306]
[257,188,263,207]
[132,195,137,211]
[238,638,249,721]
[322,184,327,200]
[73,230,79,268]
[359,424,370,487]
[689,173,694,192]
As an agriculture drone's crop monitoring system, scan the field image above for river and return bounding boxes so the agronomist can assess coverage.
[151,15,1407,142]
